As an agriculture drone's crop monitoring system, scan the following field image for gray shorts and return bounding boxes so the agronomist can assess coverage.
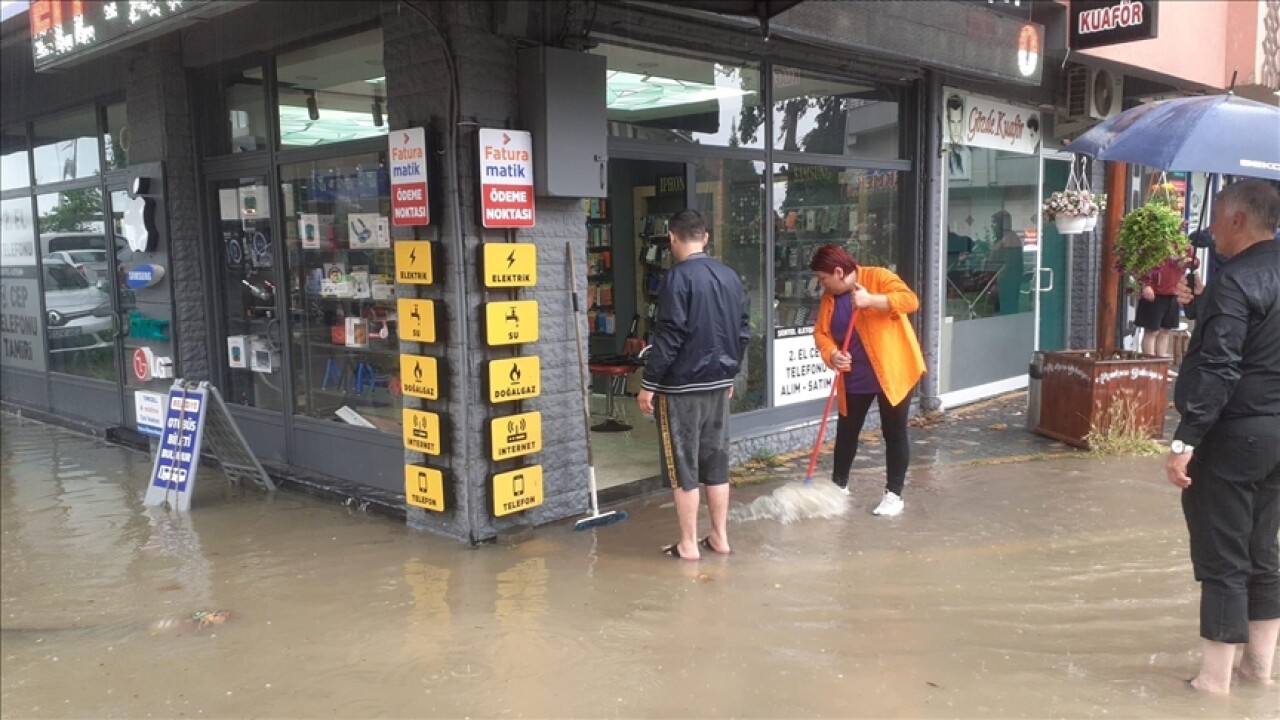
[654,389,731,491]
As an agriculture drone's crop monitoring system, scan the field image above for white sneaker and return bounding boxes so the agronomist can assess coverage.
[833,481,849,496]
[872,491,904,517]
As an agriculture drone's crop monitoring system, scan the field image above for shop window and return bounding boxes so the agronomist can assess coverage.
[196,65,270,156]
[36,190,117,380]
[104,103,129,171]
[279,152,398,431]
[691,158,768,412]
[772,67,900,159]
[31,108,102,185]
[593,42,763,149]
[944,147,1038,322]
[275,29,387,149]
[1,197,45,372]
[1,126,30,191]
[212,177,284,412]
[771,163,900,406]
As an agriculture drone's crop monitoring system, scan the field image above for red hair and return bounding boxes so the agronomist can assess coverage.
[809,244,858,274]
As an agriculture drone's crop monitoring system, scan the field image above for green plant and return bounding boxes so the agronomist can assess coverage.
[1115,201,1190,291]
[1084,391,1163,456]
[749,448,783,468]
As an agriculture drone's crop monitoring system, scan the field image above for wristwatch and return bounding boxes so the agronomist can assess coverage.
[1170,440,1195,455]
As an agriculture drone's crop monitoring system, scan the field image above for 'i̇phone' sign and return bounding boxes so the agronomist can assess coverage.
[479,128,535,228]
[390,128,429,226]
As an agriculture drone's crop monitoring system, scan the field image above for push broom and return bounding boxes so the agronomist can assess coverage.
[730,306,857,524]
[567,242,628,531]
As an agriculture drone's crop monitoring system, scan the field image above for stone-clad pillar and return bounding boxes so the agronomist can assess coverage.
[383,1,589,542]
[125,35,207,381]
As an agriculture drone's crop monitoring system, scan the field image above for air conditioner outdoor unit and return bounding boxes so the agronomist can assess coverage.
[1063,66,1124,122]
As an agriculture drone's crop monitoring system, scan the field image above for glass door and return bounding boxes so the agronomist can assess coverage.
[208,174,289,461]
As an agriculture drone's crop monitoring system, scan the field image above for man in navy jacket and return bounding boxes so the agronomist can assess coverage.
[638,209,749,560]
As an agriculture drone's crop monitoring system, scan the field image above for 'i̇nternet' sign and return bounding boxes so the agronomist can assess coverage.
[1070,0,1158,51]
[30,0,227,70]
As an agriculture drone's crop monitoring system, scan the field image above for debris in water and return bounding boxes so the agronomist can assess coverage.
[152,610,232,632]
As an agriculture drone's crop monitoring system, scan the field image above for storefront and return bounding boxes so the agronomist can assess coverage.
[2,1,1052,542]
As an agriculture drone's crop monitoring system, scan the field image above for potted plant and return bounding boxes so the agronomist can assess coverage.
[1034,181,1181,450]
[1042,189,1099,235]
[1084,193,1108,232]
[1114,192,1192,293]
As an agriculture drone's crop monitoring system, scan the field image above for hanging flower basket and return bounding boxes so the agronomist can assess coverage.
[1081,215,1099,232]
[1054,215,1089,234]
[1115,197,1192,291]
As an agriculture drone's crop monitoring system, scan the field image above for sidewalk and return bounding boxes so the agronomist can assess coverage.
[730,390,1098,487]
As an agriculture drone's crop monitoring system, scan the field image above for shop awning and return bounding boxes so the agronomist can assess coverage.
[646,0,805,38]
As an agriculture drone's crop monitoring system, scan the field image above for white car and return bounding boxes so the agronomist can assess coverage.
[45,249,110,285]
[43,257,114,352]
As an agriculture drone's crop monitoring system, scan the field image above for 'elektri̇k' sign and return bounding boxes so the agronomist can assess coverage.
[478,129,535,228]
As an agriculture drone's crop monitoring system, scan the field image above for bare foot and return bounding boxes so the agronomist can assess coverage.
[1188,675,1230,694]
[1236,661,1276,686]
[699,535,731,555]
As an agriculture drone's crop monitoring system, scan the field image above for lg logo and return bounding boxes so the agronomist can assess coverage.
[122,176,157,253]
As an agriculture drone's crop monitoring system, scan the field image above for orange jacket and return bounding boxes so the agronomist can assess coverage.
[813,266,926,413]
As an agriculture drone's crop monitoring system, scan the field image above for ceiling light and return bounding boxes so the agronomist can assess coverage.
[605,70,752,112]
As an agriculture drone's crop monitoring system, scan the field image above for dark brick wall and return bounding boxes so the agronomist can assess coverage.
[383,1,588,542]
[125,36,207,381]
[1068,164,1106,350]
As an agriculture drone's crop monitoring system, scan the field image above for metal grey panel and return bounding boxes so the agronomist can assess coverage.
[518,46,608,198]
[291,422,402,495]
[0,367,49,408]
[48,374,120,426]
[948,312,1036,390]
[226,406,288,464]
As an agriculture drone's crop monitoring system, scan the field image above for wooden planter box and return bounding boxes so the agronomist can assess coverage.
[1034,350,1171,449]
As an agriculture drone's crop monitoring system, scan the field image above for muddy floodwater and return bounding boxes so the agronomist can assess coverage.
[2,415,1276,718]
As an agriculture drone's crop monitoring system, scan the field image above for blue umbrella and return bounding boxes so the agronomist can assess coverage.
[1064,94,1280,181]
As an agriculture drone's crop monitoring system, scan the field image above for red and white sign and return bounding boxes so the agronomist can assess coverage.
[389,128,429,226]
[134,347,154,382]
[478,128,535,229]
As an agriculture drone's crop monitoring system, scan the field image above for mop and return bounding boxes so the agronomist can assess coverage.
[567,242,628,531]
[730,307,857,524]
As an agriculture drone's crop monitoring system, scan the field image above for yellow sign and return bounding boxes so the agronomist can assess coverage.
[395,241,434,284]
[399,354,439,400]
[482,243,537,287]
[485,300,539,345]
[405,464,445,512]
[488,356,540,403]
[490,411,542,461]
[402,408,441,455]
[493,465,543,517]
[397,298,436,343]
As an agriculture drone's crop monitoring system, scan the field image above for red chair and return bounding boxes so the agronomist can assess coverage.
[588,337,647,432]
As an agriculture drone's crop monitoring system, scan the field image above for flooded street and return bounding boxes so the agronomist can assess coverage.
[2,414,1275,719]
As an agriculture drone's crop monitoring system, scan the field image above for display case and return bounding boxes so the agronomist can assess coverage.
[281,154,401,432]
[584,198,616,340]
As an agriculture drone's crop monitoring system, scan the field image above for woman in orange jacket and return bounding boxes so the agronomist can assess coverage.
[810,244,926,517]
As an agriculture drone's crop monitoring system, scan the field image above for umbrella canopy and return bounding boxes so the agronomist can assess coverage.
[1064,94,1280,181]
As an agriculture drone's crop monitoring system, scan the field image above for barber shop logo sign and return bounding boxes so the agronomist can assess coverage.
[122,176,157,253]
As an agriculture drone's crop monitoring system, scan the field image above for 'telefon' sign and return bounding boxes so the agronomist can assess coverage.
[30,0,219,70]
[1070,0,1158,50]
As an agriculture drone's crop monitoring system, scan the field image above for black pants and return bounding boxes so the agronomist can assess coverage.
[831,387,914,495]
[1182,416,1280,644]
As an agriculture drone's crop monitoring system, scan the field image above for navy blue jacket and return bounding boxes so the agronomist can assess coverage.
[642,253,750,394]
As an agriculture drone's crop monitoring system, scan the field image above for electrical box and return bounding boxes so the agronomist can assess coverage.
[517,46,607,198]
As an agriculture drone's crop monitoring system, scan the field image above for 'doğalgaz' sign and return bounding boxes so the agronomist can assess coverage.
[402,408,441,455]
[482,243,537,287]
[405,464,445,512]
[493,465,543,517]
[488,356,540,403]
[490,411,542,461]
[395,241,434,284]
[485,300,538,345]
[399,354,439,400]
[397,298,436,343]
